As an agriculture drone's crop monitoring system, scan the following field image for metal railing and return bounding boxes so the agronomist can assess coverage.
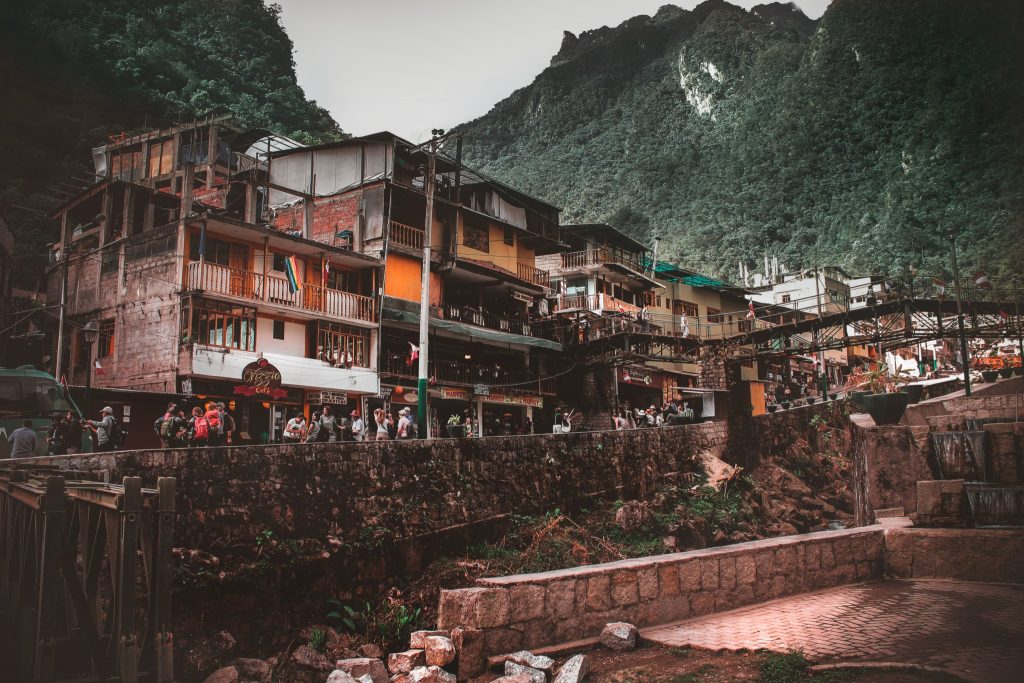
[441,303,544,338]
[187,261,375,322]
[389,221,424,250]
[381,353,557,394]
[0,467,175,682]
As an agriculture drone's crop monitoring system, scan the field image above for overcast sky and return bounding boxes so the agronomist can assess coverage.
[275,0,831,142]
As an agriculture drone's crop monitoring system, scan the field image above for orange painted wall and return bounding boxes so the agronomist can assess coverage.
[385,253,442,305]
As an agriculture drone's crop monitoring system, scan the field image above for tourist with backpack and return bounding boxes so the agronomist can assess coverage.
[203,402,223,446]
[217,402,236,445]
[155,403,178,447]
[189,406,210,447]
[84,406,121,452]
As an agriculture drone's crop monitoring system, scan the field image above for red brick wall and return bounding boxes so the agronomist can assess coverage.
[271,194,361,247]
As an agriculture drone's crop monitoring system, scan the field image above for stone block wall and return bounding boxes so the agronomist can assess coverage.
[884,527,1024,582]
[437,525,888,653]
[915,480,966,527]
[849,415,932,526]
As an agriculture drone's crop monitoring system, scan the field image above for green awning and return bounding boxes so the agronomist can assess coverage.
[382,298,563,351]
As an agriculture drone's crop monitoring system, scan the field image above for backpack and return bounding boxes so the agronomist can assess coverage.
[194,416,209,441]
[108,418,126,447]
[205,410,220,429]
[160,415,176,440]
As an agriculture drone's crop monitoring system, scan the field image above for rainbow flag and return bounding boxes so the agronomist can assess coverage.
[283,255,302,294]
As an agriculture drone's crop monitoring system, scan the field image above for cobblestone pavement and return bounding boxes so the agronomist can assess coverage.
[641,580,1024,683]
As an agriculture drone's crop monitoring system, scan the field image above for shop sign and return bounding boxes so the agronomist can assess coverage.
[482,393,544,408]
[377,387,393,399]
[316,391,348,405]
[180,378,193,396]
[621,369,653,386]
[235,358,287,398]
[473,384,490,396]
[400,391,419,403]
[440,387,470,401]
[511,291,534,304]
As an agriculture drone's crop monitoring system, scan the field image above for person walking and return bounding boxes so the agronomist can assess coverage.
[47,413,69,455]
[349,410,365,441]
[64,411,84,454]
[319,406,339,442]
[85,407,118,452]
[373,408,390,441]
[188,406,210,447]
[217,402,236,445]
[8,419,38,458]
[283,413,306,443]
[156,403,179,448]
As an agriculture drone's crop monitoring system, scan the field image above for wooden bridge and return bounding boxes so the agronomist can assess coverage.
[0,465,175,683]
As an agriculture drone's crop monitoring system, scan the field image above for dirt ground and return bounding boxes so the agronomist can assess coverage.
[545,644,967,683]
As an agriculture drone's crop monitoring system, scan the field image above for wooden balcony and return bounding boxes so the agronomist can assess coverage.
[560,249,643,274]
[389,221,424,250]
[517,262,551,289]
[553,293,641,316]
[186,261,375,323]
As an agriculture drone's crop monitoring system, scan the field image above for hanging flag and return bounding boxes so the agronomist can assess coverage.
[408,342,419,366]
[94,359,105,376]
[998,309,1010,320]
[932,277,947,297]
[60,374,69,392]
[283,255,302,293]
[322,260,330,288]
[746,301,756,320]
[973,272,992,289]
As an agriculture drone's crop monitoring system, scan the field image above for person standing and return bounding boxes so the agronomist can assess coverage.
[680,402,695,423]
[319,406,339,442]
[283,413,306,444]
[85,407,117,452]
[217,402,236,445]
[304,415,321,443]
[64,411,84,454]
[373,408,390,441]
[349,410,365,442]
[47,414,69,455]
[204,402,223,447]
[8,420,38,458]
[188,406,210,447]
[397,407,414,439]
[156,403,179,448]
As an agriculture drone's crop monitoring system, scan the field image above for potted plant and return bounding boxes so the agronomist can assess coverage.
[998,361,1014,379]
[829,392,839,401]
[446,414,465,439]
[981,369,999,383]
[1014,365,1023,377]
[855,362,912,425]
[902,384,924,404]
[780,400,791,410]
[806,396,817,405]
[766,403,778,413]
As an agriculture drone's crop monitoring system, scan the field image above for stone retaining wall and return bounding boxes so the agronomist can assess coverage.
[884,527,1024,583]
[437,524,890,654]
[849,415,932,526]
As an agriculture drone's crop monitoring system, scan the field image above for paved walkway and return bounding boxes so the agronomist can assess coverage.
[642,580,1024,683]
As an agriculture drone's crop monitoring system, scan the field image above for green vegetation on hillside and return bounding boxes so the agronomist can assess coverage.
[0,0,341,286]
[455,0,1024,281]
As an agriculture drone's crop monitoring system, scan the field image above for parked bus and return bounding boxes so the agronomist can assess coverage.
[0,367,87,458]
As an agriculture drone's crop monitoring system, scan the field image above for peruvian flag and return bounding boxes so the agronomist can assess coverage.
[94,359,105,376]
[999,309,1011,320]
[407,342,419,366]
[746,301,756,319]
[973,272,992,289]
[322,260,330,287]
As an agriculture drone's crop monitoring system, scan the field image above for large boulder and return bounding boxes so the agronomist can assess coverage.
[506,652,555,674]
[600,622,638,651]
[387,650,426,674]
[552,655,590,683]
[327,672,358,683]
[230,658,273,683]
[292,645,333,672]
[407,666,456,683]
[614,501,652,532]
[423,636,456,667]
[334,657,388,683]
[358,644,384,659]
[409,630,449,649]
[504,662,545,683]
[203,667,239,683]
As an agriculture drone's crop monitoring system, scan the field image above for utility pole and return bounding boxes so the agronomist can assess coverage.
[949,229,971,397]
[55,217,101,380]
[417,130,445,439]
[1014,278,1023,374]
[812,266,827,394]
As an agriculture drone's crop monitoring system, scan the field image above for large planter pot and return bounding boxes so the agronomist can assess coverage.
[851,390,871,411]
[981,370,999,383]
[766,404,778,413]
[998,367,1014,379]
[829,393,839,401]
[806,396,817,405]
[902,384,924,404]
[780,401,791,410]
[446,424,465,439]
[1012,366,1023,376]
[862,392,910,426]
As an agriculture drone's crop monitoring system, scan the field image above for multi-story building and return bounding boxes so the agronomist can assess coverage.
[47,116,381,447]
[266,133,564,436]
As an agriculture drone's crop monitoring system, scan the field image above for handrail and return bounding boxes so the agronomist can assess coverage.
[516,261,551,289]
[186,261,375,322]
[389,220,424,250]
[560,249,644,273]
[380,354,556,393]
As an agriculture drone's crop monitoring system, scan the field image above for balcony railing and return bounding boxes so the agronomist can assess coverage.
[381,354,556,394]
[441,303,538,338]
[517,262,551,289]
[560,249,643,273]
[187,261,375,322]
[553,293,640,316]
[389,220,424,250]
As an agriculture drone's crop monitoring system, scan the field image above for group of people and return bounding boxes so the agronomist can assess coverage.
[154,401,235,448]
[7,405,128,458]
[281,405,419,444]
[613,401,694,429]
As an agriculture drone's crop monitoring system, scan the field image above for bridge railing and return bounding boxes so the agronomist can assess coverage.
[0,466,175,683]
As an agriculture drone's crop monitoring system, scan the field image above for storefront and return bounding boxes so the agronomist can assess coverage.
[476,388,543,435]
[616,366,665,411]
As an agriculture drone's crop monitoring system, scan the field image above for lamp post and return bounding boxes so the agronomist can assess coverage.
[82,320,99,418]
[947,229,971,397]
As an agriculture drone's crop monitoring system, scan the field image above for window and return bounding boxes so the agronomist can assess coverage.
[564,279,588,296]
[189,233,238,267]
[326,267,355,293]
[98,319,115,358]
[503,226,515,246]
[707,307,722,323]
[188,301,256,351]
[463,215,489,252]
[781,294,791,303]
[272,253,286,272]
[673,299,698,317]
[315,322,370,368]
[100,243,119,274]
[147,139,174,178]
[273,320,285,340]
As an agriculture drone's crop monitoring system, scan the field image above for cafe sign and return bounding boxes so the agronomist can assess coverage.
[316,391,348,405]
[439,387,470,401]
[234,358,287,398]
[482,393,544,408]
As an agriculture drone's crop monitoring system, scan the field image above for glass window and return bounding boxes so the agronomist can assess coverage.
[187,300,256,351]
[315,322,370,368]
[273,320,285,340]
[98,319,115,358]
[189,233,235,267]
[503,226,514,246]
[673,299,698,317]
[463,215,489,252]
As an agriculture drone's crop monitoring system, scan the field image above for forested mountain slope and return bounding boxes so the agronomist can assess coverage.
[454,0,1024,281]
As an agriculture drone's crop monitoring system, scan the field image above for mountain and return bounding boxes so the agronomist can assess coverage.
[0,0,342,288]
[453,0,1024,282]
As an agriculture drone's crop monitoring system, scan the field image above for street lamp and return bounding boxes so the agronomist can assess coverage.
[82,320,99,417]
[946,229,971,397]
